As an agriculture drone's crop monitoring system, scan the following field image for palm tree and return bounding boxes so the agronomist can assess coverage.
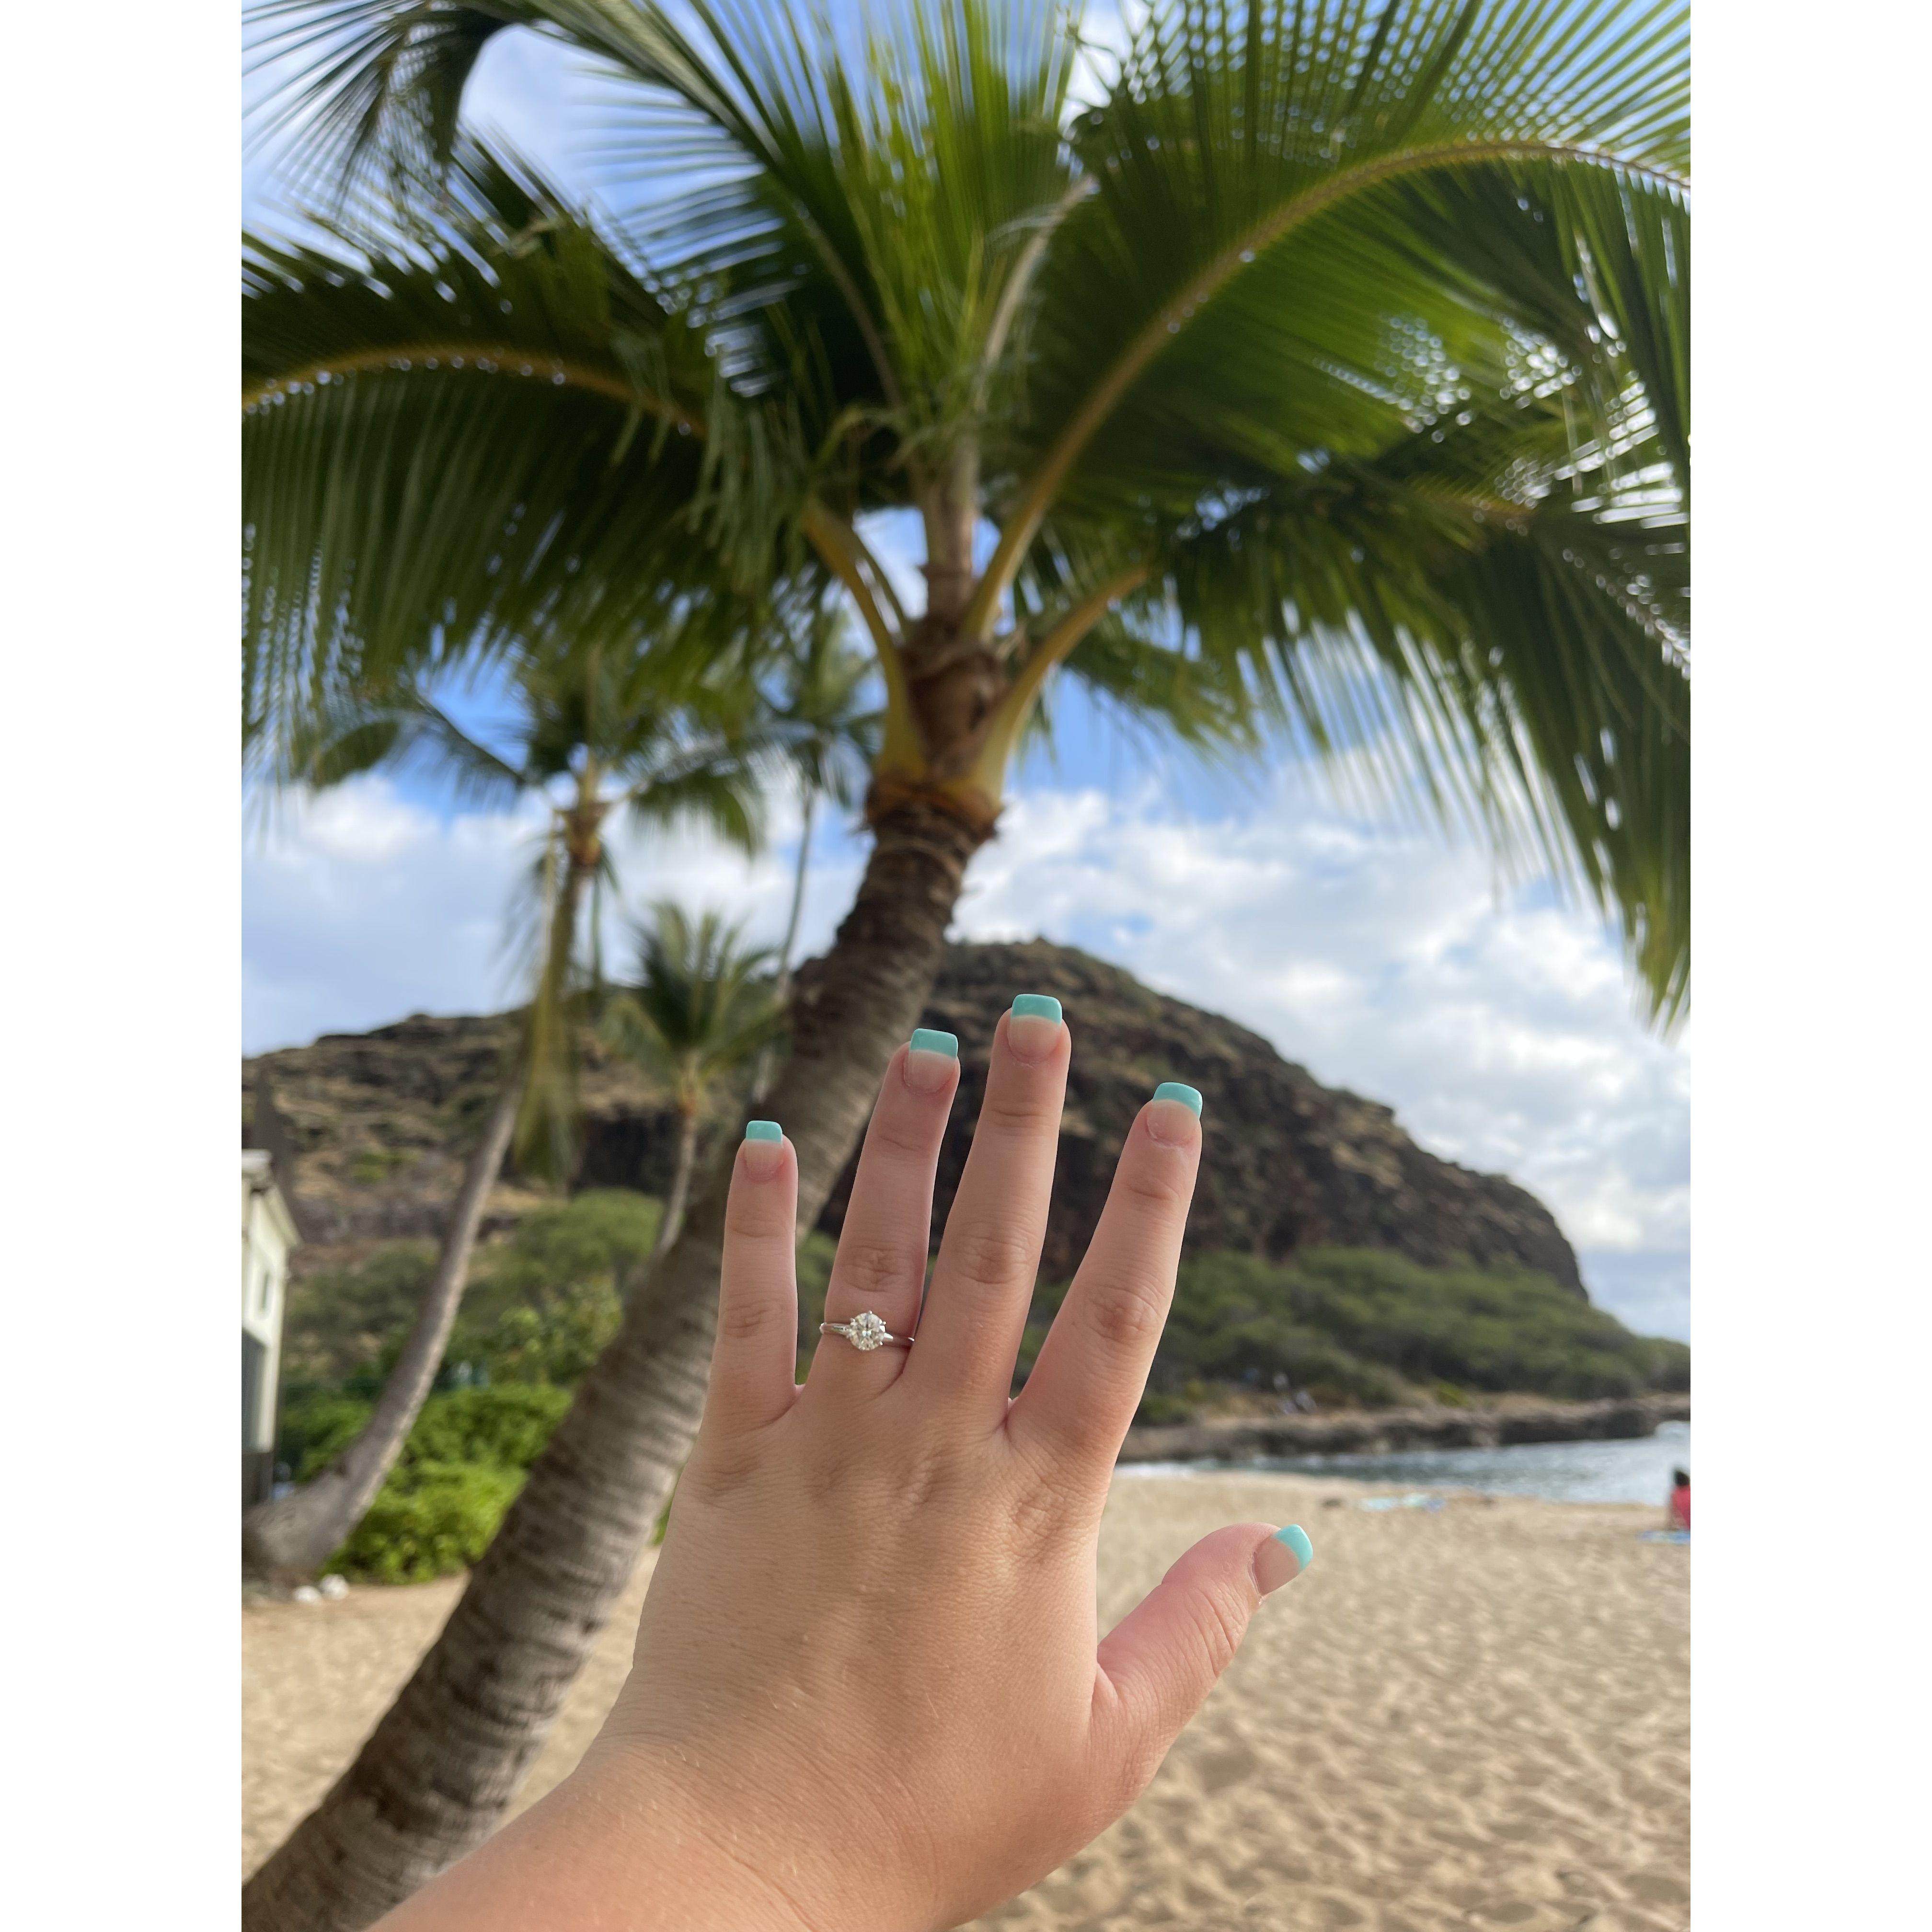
[240,637,772,1579]
[601,904,780,1261]
[753,606,881,1100]
[242,5,1689,1920]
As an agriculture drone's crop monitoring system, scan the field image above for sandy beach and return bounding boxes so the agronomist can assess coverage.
[244,1472,1688,1930]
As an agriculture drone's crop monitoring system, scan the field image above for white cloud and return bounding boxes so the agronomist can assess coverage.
[954,775,1690,1335]
[242,775,859,1056]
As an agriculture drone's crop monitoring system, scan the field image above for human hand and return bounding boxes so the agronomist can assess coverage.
[393,999,1312,1931]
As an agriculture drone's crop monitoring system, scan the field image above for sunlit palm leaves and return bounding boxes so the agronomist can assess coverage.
[245,0,1690,1020]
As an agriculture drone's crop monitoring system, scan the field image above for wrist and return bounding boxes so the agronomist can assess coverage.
[551,1740,826,1932]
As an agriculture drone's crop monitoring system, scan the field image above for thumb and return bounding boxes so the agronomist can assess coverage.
[1092,1522,1314,1796]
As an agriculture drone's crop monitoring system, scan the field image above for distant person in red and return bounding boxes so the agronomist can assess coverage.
[1668,1467,1691,1531]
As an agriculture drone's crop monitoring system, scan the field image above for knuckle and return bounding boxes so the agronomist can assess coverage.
[1004,1443,1091,1555]
[718,1294,783,1346]
[1189,1583,1249,1682]
[831,1235,912,1307]
[948,1224,1038,1293]
[1109,1732,1167,1813]
[895,1435,958,1513]
[866,1111,935,1162]
[1079,1274,1166,1352]
[1119,1159,1187,1212]
[979,1084,1055,1136]
[724,1195,781,1241]
[682,1437,760,1502]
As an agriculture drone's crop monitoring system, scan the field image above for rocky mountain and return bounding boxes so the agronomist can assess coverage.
[244,938,1581,1295]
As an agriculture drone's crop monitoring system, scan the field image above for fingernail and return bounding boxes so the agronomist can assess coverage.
[905,1029,960,1092]
[1254,1525,1314,1596]
[1008,993,1063,1062]
[1152,1081,1203,1116]
[741,1120,784,1178]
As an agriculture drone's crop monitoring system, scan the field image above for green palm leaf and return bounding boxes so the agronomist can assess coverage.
[246,0,1690,1020]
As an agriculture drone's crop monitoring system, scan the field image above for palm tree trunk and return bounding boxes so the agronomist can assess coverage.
[647,1106,702,1265]
[242,792,988,1931]
[240,1071,522,1580]
[749,789,815,1104]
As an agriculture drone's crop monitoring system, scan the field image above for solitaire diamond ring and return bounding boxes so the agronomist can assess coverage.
[820,1310,912,1352]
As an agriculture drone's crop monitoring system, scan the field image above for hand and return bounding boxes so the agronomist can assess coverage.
[390,1002,1313,1931]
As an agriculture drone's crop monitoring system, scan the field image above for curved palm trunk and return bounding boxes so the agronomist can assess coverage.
[647,1105,702,1265]
[749,789,816,1104]
[240,1074,522,1580]
[242,793,988,1930]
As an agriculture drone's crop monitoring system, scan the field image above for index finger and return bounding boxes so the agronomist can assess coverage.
[1005,1084,1203,1471]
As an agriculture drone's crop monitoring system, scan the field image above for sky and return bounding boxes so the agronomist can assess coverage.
[241,10,1690,1342]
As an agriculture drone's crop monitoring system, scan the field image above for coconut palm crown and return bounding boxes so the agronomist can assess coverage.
[245,0,1690,1021]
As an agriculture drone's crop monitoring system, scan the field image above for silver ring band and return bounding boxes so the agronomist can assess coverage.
[820,1311,912,1352]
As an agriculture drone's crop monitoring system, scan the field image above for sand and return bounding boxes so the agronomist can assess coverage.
[244,1473,1688,1930]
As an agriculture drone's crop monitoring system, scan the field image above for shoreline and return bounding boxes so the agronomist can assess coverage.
[1118,1390,1689,1464]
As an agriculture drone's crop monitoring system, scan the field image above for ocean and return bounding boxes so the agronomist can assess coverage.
[1117,1419,1690,1506]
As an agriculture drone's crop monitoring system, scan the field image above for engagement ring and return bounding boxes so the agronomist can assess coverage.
[820,1311,912,1351]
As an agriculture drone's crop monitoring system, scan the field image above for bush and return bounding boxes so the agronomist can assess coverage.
[281,1242,438,1387]
[278,1389,375,1483]
[329,1461,525,1584]
[401,1385,571,1472]
[445,1190,659,1385]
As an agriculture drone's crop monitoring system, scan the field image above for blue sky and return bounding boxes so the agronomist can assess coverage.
[242,11,1690,1341]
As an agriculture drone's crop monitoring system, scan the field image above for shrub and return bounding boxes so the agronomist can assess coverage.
[278,1389,375,1483]
[400,1385,572,1473]
[328,1461,525,1584]
[445,1190,659,1383]
[281,1242,437,1386]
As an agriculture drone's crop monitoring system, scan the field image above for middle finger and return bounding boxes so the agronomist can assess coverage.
[903,994,1069,1417]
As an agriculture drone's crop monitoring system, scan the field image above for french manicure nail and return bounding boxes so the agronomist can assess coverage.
[1008,993,1063,1062]
[1254,1525,1314,1596]
[1152,1081,1203,1117]
[905,1029,960,1091]
[741,1119,784,1177]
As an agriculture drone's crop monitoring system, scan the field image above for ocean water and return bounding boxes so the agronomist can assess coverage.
[1117,1419,1690,1506]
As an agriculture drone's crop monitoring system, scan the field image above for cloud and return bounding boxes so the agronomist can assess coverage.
[242,775,859,1056]
[952,775,1690,1336]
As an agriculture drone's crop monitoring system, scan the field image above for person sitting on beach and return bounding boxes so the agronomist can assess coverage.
[379,1000,1315,1932]
[1668,1466,1691,1531]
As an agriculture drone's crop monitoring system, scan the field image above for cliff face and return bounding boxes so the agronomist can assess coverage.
[245,938,1581,1295]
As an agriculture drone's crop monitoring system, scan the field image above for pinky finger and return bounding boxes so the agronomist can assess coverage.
[708,1122,801,1435]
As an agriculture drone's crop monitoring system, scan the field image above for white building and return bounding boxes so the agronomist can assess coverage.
[242,1150,300,1506]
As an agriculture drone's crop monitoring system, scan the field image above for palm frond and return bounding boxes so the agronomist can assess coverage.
[243,139,797,748]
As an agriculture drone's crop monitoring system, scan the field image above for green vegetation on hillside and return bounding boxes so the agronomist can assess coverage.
[281,1197,1685,1581]
[1018,1247,1688,1421]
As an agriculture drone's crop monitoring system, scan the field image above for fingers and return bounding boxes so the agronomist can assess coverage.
[1092,1523,1313,1801]
[1008,1087,1202,1472]
[804,1033,960,1400]
[903,997,1069,1413]
[708,1124,801,1435]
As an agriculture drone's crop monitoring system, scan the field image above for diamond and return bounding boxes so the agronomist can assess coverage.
[847,1310,889,1351]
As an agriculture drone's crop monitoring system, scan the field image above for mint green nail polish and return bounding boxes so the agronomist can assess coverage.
[1274,1524,1314,1571]
[1153,1081,1203,1116]
[909,1028,959,1058]
[744,1120,782,1142]
[1012,993,1062,1023]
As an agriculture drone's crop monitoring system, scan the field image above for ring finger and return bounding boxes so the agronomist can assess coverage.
[802,1029,960,1401]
